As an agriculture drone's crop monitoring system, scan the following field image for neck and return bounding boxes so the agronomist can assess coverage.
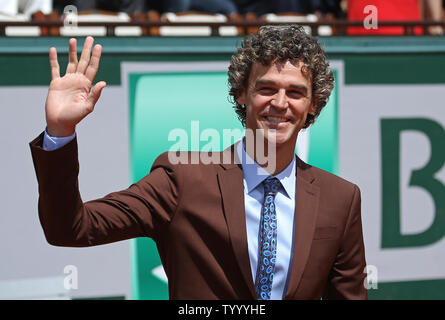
[243,136,296,175]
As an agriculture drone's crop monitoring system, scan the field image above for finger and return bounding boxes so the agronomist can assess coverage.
[49,47,60,80]
[76,36,94,74]
[65,38,78,74]
[85,44,102,82]
[87,81,107,107]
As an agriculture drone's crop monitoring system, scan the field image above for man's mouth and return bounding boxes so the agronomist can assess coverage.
[262,116,291,124]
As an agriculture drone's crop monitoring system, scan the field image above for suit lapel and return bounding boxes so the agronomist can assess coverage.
[217,144,257,298]
[284,157,320,299]
[217,164,257,299]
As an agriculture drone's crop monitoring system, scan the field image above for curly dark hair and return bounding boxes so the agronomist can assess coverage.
[228,25,334,129]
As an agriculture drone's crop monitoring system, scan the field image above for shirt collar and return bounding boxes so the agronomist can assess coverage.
[236,137,296,199]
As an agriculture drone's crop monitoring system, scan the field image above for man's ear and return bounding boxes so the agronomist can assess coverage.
[308,98,317,115]
[236,91,246,106]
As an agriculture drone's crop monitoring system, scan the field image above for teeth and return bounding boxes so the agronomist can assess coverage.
[265,116,286,123]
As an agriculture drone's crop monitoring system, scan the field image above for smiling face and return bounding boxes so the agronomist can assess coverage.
[237,59,316,150]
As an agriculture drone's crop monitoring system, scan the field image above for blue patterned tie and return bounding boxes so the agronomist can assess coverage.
[255,176,280,300]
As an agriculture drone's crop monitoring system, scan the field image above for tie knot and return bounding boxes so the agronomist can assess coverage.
[263,177,280,197]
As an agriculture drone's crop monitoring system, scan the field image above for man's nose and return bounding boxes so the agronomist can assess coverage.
[270,90,288,109]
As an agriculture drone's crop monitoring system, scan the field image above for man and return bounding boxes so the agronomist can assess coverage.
[30,25,367,300]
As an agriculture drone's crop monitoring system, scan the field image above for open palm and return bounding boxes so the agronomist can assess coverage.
[46,36,106,137]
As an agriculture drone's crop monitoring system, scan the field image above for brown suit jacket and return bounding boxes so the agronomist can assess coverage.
[29,132,367,300]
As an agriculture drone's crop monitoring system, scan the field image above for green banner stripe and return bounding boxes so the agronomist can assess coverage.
[2,36,445,54]
[369,279,445,300]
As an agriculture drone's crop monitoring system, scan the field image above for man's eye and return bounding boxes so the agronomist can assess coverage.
[259,88,274,93]
[289,91,303,97]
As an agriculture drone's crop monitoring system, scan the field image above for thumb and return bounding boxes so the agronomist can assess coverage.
[87,81,107,107]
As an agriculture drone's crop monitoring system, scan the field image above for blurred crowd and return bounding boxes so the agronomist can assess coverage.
[0,0,351,18]
[52,0,344,18]
[0,0,444,35]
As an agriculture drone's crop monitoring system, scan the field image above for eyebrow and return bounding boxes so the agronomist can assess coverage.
[254,80,309,95]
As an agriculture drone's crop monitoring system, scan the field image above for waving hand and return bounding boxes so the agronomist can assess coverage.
[45,36,106,137]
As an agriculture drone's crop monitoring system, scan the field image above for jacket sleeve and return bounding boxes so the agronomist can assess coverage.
[29,131,180,247]
[323,184,368,299]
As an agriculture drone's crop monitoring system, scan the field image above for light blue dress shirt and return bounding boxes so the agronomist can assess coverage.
[236,138,296,300]
[42,128,76,151]
[43,130,297,299]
